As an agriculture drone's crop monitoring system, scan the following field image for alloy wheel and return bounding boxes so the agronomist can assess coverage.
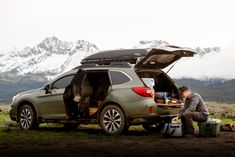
[103,109,122,133]
[20,107,32,129]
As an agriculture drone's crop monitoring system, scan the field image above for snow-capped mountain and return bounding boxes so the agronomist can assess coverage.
[0,38,230,102]
[194,47,221,56]
[132,40,169,48]
[0,36,99,79]
[133,40,221,56]
[0,37,221,81]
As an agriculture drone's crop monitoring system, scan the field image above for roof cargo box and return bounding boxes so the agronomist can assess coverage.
[81,46,195,69]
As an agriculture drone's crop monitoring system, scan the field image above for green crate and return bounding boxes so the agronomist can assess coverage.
[198,119,221,137]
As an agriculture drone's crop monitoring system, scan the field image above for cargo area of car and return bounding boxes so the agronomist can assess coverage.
[137,70,180,104]
[81,71,111,117]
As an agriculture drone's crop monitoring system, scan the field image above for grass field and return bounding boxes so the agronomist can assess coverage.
[1,101,235,132]
[0,102,235,157]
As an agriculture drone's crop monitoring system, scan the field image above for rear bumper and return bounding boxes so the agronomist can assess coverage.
[156,105,182,116]
[127,114,177,125]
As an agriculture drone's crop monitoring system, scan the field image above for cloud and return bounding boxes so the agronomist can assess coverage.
[167,42,235,80]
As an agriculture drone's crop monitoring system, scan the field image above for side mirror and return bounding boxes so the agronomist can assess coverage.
[44,85,51,94]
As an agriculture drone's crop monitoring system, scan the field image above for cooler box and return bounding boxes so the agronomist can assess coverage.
[161,123,183,137]
[198,119,221,137]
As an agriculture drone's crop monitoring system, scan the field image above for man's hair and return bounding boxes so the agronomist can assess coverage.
[179,86,190,93]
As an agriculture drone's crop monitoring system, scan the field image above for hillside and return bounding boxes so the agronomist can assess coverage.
[1,77,234,103]
[176,78,235,103]
[0,73,47,102]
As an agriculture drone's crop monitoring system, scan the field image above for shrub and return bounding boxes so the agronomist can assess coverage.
[206,102,235,118]
[0,103,10,114]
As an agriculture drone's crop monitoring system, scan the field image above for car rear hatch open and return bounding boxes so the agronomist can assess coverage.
[135,46,195,70]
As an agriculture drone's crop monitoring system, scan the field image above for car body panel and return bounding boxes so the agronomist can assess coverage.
[10,89,40,122]
[105,68,156,116]
[38,88,67,119]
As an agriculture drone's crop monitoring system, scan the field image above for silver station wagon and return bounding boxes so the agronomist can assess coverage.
[10,45,195,135]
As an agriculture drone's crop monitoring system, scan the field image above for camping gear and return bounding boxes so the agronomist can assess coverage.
[161,123,183,137]
[220,123,235,132]
[141,78,155,89]
[198,119,221,137]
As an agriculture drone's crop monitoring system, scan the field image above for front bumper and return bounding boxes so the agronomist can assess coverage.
[9,101,18,121]
[9,108,17,121]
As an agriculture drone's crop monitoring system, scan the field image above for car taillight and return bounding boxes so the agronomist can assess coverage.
[131,87,152,97]
[148,106,153,113]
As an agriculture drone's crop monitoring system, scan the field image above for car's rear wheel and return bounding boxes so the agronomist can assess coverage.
[19,104,39,130]
[100,105,126,135]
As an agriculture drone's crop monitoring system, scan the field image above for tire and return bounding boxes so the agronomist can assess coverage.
[63,123,80,130]
[100,105,126,135]
[19,104,39,130]
[142,123,165,133]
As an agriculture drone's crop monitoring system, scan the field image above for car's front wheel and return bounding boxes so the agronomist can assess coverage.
[19,104,39,130]
[100,105,126,135]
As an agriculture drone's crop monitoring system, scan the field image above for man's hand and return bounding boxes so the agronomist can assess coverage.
[73,95,81,102]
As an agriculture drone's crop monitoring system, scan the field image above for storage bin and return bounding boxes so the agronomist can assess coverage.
[198,119,221,137]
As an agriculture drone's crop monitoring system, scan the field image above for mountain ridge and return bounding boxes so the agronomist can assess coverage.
[0,36,99,79]
[0,37,221,81]
[0,36,231,103]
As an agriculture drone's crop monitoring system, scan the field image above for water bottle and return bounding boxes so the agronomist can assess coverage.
[163,92,169,104]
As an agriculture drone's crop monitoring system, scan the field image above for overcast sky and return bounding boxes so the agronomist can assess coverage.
[167,41,235,79]
[1,0,235,79]
[1,0,235,52]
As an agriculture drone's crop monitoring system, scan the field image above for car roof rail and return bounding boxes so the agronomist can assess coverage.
[73,62,132,69]
[109,62,132,68]
[73,63,98,69]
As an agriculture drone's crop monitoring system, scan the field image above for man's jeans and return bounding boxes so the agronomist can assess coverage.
[181,111,208,134]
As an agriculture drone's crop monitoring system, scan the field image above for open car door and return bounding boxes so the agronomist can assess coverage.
[63,69,86,117]
[135,46,195,69]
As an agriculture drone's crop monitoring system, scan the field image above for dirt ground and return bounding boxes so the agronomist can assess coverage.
[0,125,234,157]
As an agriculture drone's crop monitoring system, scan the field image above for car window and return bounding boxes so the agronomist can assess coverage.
[110,71,131,85]
[141,78,155,89]
[52,75,74,89]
